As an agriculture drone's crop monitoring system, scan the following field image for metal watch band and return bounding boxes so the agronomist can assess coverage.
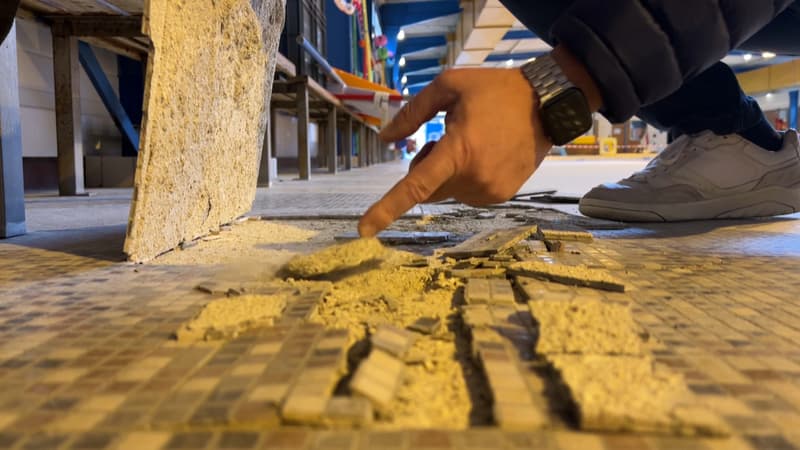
[520,53,574,104]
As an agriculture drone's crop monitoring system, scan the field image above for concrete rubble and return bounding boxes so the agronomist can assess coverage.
[167,222,731,435]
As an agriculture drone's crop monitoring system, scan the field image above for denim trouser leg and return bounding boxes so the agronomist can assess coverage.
[498,0,800,147]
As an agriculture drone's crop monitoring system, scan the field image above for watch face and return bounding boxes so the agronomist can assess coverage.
[541,88,592,146]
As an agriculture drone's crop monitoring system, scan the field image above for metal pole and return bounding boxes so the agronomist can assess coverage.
[296,35,346,88]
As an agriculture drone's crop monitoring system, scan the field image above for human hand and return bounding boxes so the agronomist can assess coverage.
[357,68,553,237]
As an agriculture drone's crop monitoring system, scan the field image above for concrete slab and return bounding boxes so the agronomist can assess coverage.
[124,0,285,261]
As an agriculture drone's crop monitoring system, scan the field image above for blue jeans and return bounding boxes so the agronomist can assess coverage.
[500,1,800,148]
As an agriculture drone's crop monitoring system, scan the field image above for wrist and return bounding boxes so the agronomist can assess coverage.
[551,45,603,112]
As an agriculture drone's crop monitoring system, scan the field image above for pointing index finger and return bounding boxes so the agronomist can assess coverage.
[359,136,459,236]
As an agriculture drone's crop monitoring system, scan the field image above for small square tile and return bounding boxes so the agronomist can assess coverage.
[115,432,171,450]
[69,432,115,450]
[217,432,260,449]
[165,432,213,449]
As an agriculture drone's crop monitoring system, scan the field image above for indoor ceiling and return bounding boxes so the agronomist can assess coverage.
[379,0,796,95]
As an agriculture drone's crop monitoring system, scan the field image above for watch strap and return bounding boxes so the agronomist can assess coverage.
[520,54,574,104]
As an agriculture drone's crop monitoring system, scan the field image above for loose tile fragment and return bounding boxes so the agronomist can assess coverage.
[461,305,494,329]
[536,222,594,242]
[465,279,516,305]
[543,240,563,252]
[281,238,386,279]
[280,288,329,323]
[447,268,507,279]
[440,225,538,259]
[334,231,452,245]
[529,299,645,355]
[472,338,549,430]
[408,317,442,335]
[323,397,373,427]
[508,262,625,292]
[175,294,288,341]
[371,325,416,357]
[350,349,405,413]
[549,355,729,436]
[280,327,349,424]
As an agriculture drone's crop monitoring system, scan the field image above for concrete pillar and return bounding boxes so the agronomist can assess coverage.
[358,124,366,168]
[0,23,26,238]
[257,106,275,187]
[52,31,85,196]
[344,115,353,170]
[296,80,310,180]
[327,107,337,174]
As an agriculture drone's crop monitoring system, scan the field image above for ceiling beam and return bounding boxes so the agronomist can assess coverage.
[380,0,461,28]
[401,58,442,73]
[484,50,546,62]
[502,29,536,40]
[48,15,144,37]
[397,35,447,54]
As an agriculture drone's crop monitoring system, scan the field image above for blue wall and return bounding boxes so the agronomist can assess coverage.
[326,0,354,72]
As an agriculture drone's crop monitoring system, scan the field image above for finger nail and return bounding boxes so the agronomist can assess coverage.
[358,221,378,238]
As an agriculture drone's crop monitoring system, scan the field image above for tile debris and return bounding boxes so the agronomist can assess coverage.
[508,262,625,292]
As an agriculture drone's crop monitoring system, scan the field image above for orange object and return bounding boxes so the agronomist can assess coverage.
[333,68,399,95]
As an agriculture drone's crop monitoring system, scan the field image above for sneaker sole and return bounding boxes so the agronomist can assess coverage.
[579,186,800,222]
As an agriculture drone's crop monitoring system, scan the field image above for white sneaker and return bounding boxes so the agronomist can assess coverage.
[579,130,800,221]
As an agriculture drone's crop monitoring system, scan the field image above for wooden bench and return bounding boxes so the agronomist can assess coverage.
[264,53,385,184]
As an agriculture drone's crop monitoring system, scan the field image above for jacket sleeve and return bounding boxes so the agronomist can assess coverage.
[550,0,794,123]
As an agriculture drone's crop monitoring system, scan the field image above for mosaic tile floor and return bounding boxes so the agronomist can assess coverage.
[1,213,799,449]
[2,162,799,449]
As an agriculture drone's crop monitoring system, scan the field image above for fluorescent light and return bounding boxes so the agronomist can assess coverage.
[743,53,753,61]
[403,87,410,95]
[762,51,777,59]
[505,59,514,67]
[766,92,774,99]
[397,30,405,41]
[399,57,406,67]
[401,75,408,85]
[526,57,537,63]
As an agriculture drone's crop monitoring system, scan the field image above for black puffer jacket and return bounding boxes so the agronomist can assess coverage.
[549,1,794,122]
[0,0,20,43]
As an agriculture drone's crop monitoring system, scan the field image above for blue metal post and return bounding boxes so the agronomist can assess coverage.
[790,90,799,130]
[0,23,26,237]
[78,42,139,152]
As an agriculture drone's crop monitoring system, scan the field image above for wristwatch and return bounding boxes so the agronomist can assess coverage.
[520,53,592,146]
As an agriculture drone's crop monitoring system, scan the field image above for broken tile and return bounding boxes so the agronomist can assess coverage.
[371,325,416,358]
[549,354,729,436]
[507,262,625,292]
[350,350,405,412]
[281,238,386,279]
[447,268,507,279]
[408,317,442,335]
[493,401,549,430]
[543,240,563,252]
[441,225,538,259]
[334,230,452,245]
[461,305,494,328]
[323,397,373,427]
[465,279,516,305]
[529,299,645,355]
[536,222,594,242]
[280,332,349,425]
[175,294,288,342]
